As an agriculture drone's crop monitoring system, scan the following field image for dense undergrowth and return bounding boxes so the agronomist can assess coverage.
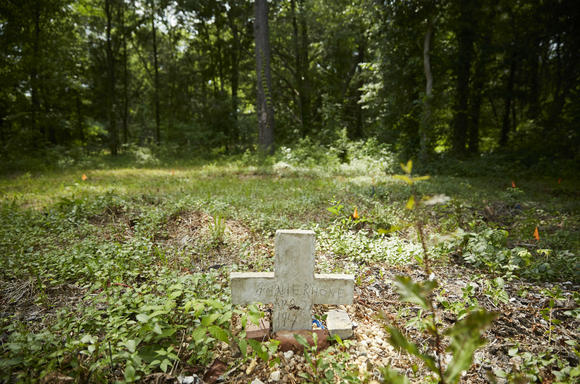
[0,144,578,383]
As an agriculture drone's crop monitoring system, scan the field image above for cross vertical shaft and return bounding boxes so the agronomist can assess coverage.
[272,230,315,330]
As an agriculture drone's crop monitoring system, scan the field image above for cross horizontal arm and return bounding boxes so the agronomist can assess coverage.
[312,274,354,305]
[231,272,275,304]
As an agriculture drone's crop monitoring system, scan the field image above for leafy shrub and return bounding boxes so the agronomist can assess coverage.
[445,228,579,282]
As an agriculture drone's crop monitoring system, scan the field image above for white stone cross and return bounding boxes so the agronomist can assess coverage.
[231,230,354,332]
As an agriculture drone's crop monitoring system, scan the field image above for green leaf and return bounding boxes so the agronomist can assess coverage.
[184,301,205,315]
[238,338,247,357]
[201,313,221,326]
[444,310,497,384]
[191,326,206,343]
[168,290,183,299]
[124,364,136,382]
[405,196,415,210]
[393,276,437,310]
[218,312,232,325]
[293,334,310,349]
[393,175,413,185]
[247,339,268,362]
[80,334,95,344]
[379,366,411,384]
[205,299,224,309]
[208,326,230,343]
[136,313,149,323]
[378,224,410,235]
[124,339,139,353]
[386,326,438,373]
[401,160,413,174]
[160,359,170,373]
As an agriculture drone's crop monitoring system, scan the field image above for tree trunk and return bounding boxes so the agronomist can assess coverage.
[500,56,516,147]
[291,0,311,137]
[105,0,118,155]
[353,39,365,139]
[229,15,240,122]
[291,0,302,129]
[151,0,161,145]
[420,21,433,160]
[254,0,275,153]
[76,93,84,144]
[31,1,42,140]
[467,46,487,155]
[299,0,311,136]
[121,1,129,144]
[228,9,241,149]
[451,1,475,156]
[528,44,540,119]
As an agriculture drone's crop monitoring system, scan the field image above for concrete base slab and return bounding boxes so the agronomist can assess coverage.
[326,309,353,340]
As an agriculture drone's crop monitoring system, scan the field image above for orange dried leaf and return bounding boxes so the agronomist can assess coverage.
[171,170,175,176]
[82,174,87,181]
[352,207,359,220]
[511,181,516,188]
[533,226,540,241]
[558,178,562,184]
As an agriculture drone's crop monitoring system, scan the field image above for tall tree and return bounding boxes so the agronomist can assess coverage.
[150,0,161,145]
[420,18,434,160]
[105,0,118,155]
[120,0,130,144]
[451,0,476,155]
[30,0,43,141]
[290,0,311,137]
[254,0,275,152]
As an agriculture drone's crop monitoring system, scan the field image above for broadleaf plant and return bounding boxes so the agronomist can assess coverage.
[380,161,496,384]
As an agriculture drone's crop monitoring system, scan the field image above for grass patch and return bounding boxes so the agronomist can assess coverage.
[1,157,578,382]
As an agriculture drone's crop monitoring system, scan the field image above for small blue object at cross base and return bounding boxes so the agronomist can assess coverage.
[312,318,325,329]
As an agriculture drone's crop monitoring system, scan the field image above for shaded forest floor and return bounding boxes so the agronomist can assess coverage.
[0,158,578,383]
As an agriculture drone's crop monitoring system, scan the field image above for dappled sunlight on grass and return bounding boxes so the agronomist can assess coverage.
[0,161,578,383]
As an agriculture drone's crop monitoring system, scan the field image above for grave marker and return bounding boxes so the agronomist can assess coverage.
[231,230,354,332]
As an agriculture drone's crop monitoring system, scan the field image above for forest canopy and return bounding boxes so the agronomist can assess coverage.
[0,0,578,168]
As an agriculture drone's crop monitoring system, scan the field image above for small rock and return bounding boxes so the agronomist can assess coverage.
[177,376,203,384]
[251,379,265,384]
[283,350,294,360]
[269,370,281,382]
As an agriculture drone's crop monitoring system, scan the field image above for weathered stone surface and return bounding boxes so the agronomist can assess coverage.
[269,370,281,382]
[246,318,270,341]
[274,329,330,352]
[230,230,354,332]
[326,309,353,340]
